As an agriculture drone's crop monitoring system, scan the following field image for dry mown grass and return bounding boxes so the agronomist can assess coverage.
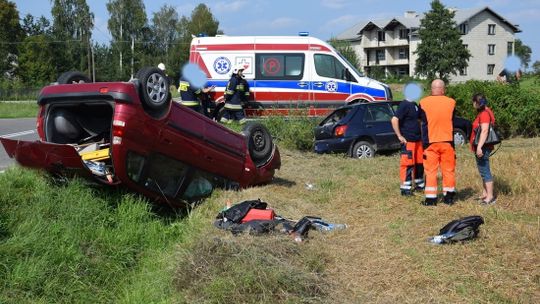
[175,138,539,303]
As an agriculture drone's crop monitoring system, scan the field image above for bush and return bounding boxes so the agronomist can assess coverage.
[446,80,540,137]
[262,115,318,151]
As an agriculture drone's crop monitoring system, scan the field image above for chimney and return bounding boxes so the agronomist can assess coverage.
[404,11,417,18]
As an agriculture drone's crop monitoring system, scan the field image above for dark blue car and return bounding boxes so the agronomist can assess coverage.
[314,101,471,158]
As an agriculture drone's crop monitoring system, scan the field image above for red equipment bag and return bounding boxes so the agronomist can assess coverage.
[240,208,275,223]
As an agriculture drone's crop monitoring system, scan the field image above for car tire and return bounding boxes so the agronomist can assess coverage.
[352,141,375,159]
[57,71,91,84]
[453,129,467,146]
[137,67,171,111]
[242,122,273,166]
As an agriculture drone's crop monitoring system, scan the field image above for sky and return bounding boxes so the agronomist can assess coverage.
[11,0,540,66]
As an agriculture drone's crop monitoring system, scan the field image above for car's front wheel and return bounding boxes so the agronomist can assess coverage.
[352,141,375,159]
[453,129,467,146]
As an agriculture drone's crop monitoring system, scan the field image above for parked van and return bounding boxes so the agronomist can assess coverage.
[189,35,392,117]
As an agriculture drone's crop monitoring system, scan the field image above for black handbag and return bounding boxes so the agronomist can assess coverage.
[473,111,501,146]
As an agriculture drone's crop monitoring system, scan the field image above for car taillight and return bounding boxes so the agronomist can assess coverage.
[334,125,348,137]
[112,120,125,145]
[36,107,46,140]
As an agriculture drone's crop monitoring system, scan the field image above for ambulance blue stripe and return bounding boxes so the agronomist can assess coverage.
[205,80,387,98]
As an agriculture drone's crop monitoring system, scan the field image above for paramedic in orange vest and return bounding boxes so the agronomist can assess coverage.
[419,79,457,206]
[391,99,424,196]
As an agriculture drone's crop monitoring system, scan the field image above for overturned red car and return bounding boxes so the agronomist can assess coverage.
[1,67,280,207]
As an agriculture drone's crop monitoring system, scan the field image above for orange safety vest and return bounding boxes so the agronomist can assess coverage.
[419,95,455,144]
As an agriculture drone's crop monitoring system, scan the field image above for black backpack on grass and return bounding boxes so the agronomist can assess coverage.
[439,215,484,243]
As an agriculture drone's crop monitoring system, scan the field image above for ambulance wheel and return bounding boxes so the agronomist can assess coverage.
[57,71,91,84]
[137,67,171,117]
[352,141,374,159]
[243,122,273,165]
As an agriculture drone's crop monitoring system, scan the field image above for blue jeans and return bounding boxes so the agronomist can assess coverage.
[475,147,493,182]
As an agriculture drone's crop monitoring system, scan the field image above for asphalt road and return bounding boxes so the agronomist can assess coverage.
[0,118,39,171]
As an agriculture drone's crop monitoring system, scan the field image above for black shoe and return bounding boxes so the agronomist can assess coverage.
[443,191,456,205]
[422,197,437,206]
[414,185,425,192]
[401,190,413,196]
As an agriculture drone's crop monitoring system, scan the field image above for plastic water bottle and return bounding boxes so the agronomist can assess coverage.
[428,235,445,244]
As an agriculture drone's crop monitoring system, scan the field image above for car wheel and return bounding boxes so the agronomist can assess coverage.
[57,71,91,84]
[352,141,375,159]
[137,67,171,111]
[453,129,467,146]
[242,122,273,166]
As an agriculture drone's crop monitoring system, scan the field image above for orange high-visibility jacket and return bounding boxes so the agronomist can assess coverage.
[419,95,456,145]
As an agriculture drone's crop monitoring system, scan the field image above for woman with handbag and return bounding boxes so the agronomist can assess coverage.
[470,93,497,204]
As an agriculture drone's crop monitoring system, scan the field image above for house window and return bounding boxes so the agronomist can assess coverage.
[459,68,467,76]
[377,30,386,41]
[488,44,495,55]
[488,24,496,35]
[398,48,408,59]
[459,23,469,35]
[398,67,408,76]
[399,29,409,39]
[376,50,385,61]
[463,44,468,49]
[487,64,495,75]
[507,41,514,55]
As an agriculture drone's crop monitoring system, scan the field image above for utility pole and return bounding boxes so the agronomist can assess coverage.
[131,35,134,79]
[91,42,95,82]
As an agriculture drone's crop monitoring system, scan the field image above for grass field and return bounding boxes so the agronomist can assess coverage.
[1,137,538,303]
[0,101,38,118]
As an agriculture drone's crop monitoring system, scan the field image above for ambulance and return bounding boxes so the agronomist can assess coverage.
[189,34,392,116]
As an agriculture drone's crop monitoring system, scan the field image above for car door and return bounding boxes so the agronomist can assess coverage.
[362,103,400,150]
[311,54,351,107]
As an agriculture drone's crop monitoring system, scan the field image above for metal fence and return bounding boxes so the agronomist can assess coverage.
[0,87,41,101]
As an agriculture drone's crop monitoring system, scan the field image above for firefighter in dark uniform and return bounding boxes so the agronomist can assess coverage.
[391,99,424,196]
[178,76,214,114]
[221,64,249,124]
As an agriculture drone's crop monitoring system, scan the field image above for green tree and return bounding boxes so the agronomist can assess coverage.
[532,60,540,76]
[150,5,179,59]
[22,14,51,36]
[514,39,531,69]
[0,0,23,79]
[18,35,56,85]
[51,0,94,76]
[168,4,222,83]
[328,38,360,70]
[107,0,147,79]
[414,0,470,82]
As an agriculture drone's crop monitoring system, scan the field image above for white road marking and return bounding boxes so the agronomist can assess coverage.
[1,129,36,138]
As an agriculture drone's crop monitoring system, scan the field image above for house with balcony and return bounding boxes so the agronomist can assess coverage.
[335,7,521,82]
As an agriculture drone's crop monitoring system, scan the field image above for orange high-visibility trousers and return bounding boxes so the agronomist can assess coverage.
[423,142,456,198]
[400,141,424,191]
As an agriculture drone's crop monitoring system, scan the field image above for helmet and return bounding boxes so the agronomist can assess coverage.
[158,63,166,71]
[232,64,245,74]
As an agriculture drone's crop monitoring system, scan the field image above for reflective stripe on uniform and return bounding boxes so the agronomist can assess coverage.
[443,187,455,192]
[225,89,235,95]
[224,103,243,110]
[181,101,199,106]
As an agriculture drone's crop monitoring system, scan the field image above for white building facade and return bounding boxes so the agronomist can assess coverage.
[335,7,521,82]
